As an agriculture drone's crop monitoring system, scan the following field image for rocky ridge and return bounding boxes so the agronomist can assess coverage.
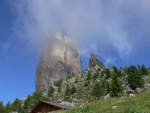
[89,53,104,67]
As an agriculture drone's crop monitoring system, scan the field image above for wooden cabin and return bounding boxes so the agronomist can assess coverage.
[30,100,73,113]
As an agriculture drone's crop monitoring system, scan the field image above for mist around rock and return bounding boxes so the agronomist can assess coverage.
[9,0,150,67]
[36,33,82,92]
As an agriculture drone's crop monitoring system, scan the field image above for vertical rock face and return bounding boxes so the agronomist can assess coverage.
[36,33,82,93]
[89,53,104,67]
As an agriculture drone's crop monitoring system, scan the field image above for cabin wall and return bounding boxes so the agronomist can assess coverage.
[33,103,61,113]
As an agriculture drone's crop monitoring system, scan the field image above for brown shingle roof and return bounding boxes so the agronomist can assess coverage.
[40,100,74,109]
[30,100,74,113]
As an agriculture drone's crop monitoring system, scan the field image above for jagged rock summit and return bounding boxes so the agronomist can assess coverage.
[89,53,104,67]
[36,33,82,93]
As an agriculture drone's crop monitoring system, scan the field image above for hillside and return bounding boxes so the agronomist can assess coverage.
[1,60,150,113]
[46,64,150,106]
[62,90,150,113]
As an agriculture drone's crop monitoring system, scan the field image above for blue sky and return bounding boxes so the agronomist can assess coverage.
[1,0,150,104]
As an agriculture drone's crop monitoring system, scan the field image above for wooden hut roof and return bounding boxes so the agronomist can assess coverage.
[30,100,74,113]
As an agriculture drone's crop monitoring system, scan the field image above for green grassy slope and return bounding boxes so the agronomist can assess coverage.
[61,90,150,113]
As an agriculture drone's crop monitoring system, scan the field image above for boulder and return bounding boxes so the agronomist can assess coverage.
[104,94,110,100]
[129,94,135,98]
[135,88,142,93]
[126,86,134,94]
[144,83,150,89]
[112,106,118,110]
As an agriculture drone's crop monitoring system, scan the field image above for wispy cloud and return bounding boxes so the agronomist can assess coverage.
[8,0,150,61]
[103,56,116,66]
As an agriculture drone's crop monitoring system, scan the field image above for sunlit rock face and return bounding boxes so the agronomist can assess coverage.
[36,33,82,93]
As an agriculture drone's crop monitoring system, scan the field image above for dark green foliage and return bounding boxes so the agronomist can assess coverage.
[113,66,120,77]
[92,82,104,98]
[106,68,111,79]
[118,70,123,77]
[32,91,46,102]
[58,87,61,93]
[48,86,54,97]
[120,66,124,71]
[4,101,12,113]
[11,98,24,112]
[84,81,88,87]
[106,82,111,94]
[86,71,92,80]
[67,75,71,79]
[137,64,142,77]
[101,71,104,77]
[92,63,96,67]
[127,65,144,90]
[81,74,84,77]
[113,66,119,74]
[71,85,76,94]
[0,101,5,113]
[75,76,78,83]
[93,70,99,79]
[141,64,148,75]
[54,79,62,87]
[124,66,128,73]
[65,84,71,96]
[23,95,31,111]
[72,73,75,77]
[111,73,123,97]
[102,79,106,88]
[23,92,47,112]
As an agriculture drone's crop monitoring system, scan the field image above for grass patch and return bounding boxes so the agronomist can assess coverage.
[61,91,150,113]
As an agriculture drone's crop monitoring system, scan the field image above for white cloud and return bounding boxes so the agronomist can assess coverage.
[103,56,116,66]
[9,0,150,60]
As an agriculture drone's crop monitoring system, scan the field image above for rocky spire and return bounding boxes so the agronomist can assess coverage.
[89,53,104,67]
[36,33,82,93]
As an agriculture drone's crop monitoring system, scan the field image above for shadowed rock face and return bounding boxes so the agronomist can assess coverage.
[36,33,81,93]
[89,53,104,67]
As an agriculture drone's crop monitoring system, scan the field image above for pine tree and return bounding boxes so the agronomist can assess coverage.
[5,101,12,113]
[27,92,46,112]
[127,65,144,90]
[58,87,61,93]
[65,84,71,96]
[94,70,99,79]
[141,64,148,75]
[92,82,104,98]
[75,76,78,83]
[86,71,92,80]
[124,66,128,73]
[23,95,31,112]
[71,85,76,94]
[111,72,123,97]
[102,79,106,88]
[48,86,55,97]
[54,79,62,87]
[11,98,24,112]
[113,66,120,77]
[67,75,71,79]
[84,81,88,87]
[101,71,104,77]
[106,82,111,94]
[0,101,5,113]
[106,68,111,79]
[137,64,141,72]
